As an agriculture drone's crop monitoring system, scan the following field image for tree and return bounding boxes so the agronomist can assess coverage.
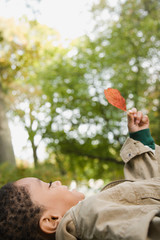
[0,88,15,165]
[88,0,160,137]
[1,0,159,181]
[0,17,61,166]
[36,38,124,180]
[6,18,60,167]
[0,27,17,165]
[40,0,160,179]
[90,0,159,103]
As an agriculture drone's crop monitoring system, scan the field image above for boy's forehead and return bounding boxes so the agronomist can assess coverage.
[15,177,41,186]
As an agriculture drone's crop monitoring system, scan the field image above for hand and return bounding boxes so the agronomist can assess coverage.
[127,108,149,133]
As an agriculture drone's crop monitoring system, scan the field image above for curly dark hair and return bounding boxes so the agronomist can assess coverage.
[0,182,55,240]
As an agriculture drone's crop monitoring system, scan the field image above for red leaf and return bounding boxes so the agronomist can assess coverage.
[104,88,126,111]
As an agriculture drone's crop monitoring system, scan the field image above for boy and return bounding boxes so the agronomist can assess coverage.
[0,108,160,240]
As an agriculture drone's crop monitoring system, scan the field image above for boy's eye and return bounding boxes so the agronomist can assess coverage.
[49,182,52,188]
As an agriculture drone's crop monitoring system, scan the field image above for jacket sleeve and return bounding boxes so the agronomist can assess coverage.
[120,137,160,180]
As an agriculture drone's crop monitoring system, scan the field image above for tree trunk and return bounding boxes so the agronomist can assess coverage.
[31,139,38,167]
[0,89,16,165]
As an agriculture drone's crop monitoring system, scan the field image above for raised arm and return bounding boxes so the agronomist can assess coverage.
[120,108,160,180]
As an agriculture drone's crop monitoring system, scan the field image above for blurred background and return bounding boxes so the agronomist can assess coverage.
[0,0,160,192]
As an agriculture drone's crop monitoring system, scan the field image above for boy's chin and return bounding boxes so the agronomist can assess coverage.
[71,189,85,201]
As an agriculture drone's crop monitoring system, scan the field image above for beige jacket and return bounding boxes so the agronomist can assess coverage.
[56,138,160,240]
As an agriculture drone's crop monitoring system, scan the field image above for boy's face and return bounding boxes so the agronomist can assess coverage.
[15,177,85,217]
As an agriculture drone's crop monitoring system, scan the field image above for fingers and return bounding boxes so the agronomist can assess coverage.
[127,108,137,124]
[127,108,149,125]
[141,115,149,124]
[135,111,143,124]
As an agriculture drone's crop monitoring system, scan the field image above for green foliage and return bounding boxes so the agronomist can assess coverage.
[88,0,160,140]
[90,0,160,108]
[0,161,71,188]
[0,160,123,189]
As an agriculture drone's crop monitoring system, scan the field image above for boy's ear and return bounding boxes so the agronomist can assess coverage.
[39,211,62,234]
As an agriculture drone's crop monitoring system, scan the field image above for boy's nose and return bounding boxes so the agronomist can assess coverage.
[52,181,62,187]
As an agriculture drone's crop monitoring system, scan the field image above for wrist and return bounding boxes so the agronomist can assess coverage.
[129,129,155,150]
[128,126,149,133]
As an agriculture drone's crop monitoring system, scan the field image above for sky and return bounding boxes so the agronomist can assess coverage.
[0,0,93,41]
[0,0,94,164]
